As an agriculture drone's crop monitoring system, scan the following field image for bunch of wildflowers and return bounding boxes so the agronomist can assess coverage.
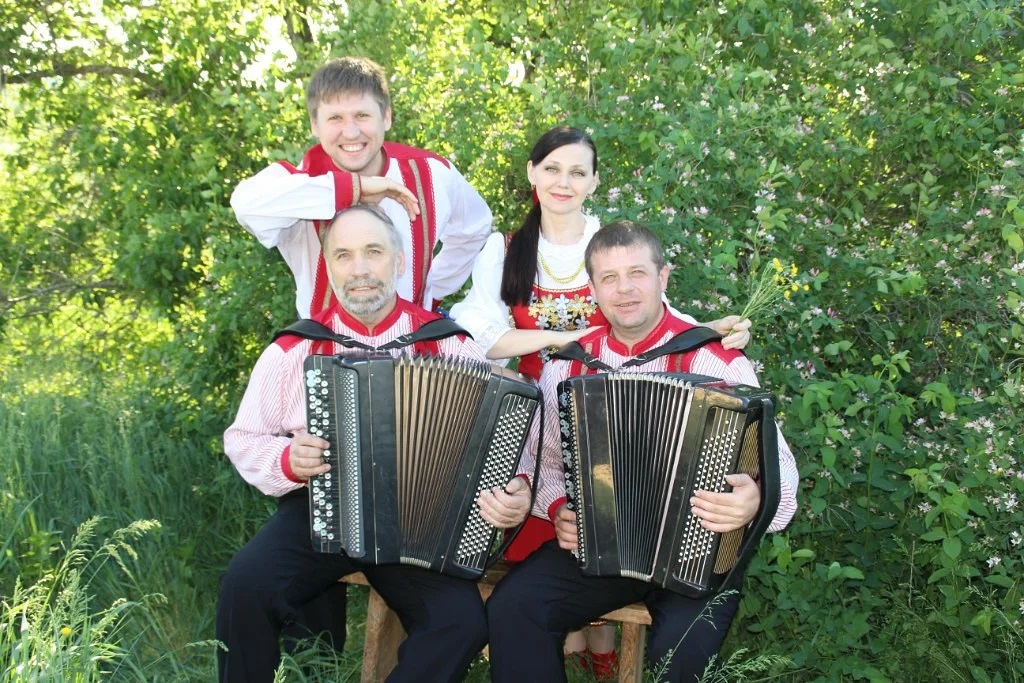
[739,258,805,322]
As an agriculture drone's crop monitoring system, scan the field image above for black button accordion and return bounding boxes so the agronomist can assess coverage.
[559,372,781,597]
[304,354,540,580]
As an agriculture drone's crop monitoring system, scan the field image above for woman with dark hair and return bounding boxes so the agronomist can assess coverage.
[450,125,750,678]
[451,124,749,384]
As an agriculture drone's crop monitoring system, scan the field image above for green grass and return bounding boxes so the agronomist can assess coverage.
[0,371,587,681]
[0,368,794,682]
[7,364,1017,682]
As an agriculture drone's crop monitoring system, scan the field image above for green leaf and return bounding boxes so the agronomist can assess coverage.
[942,536,961,559]
[983,574,1014,588]
[970,609,993,636]
[1006,231,1023,253]
[841,566,865,580]
[810,496,827,515]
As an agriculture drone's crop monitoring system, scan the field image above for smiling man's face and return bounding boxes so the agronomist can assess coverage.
[310,91,391,176]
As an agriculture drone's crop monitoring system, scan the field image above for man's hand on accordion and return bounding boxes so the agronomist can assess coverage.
[690,473,761,533]
[552,505,578,552]
[476,476,530,529]
[288,432,332,481]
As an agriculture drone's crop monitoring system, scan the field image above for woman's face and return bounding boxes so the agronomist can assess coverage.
[527,143,599,218]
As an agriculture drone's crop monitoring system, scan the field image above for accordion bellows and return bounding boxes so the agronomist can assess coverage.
[559,372,781,597]
[305,354,540,579]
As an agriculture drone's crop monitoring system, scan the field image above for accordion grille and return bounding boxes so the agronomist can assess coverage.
[395,358,489,565]
[607,374,691,579]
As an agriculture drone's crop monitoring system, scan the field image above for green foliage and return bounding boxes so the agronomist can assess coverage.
[1,518,166,681]
[2,0,1024,681]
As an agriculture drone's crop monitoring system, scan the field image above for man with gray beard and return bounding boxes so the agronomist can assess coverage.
[217,205,530,683]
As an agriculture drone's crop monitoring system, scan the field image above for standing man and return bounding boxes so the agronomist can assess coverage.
[232,56,492,316]
[487,220,800,682]
[217,205,529,683]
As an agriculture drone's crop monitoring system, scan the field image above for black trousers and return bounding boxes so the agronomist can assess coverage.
[487,541,742,683]
[216,491,487,683]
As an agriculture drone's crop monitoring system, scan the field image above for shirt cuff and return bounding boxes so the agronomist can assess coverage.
[547,496,567,523]
[280,444,302,483]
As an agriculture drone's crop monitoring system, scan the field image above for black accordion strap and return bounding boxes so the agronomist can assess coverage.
[552,326,722,371]
[619,326,723,368]
[271,317,472,352]
[376,318,474,351]
[271,319,373,350]
[551,342,614,371]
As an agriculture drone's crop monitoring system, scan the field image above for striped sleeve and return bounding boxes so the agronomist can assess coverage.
[516,361,571,521]
[223,342,310,497]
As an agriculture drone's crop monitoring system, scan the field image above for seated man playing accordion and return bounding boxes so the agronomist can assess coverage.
[487,220,800,683]
[217,204,531,683]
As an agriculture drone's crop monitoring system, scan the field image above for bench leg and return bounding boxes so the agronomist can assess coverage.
[618,623,646,683]
[361,587,406,683]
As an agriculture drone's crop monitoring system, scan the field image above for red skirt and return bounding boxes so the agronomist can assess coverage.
[504,515,556,563]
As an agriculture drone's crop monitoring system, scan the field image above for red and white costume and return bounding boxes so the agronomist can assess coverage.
[450,215,700,380]
[224,297,487,497]
[451,217,706,559]
[231,142,492,315]
[519,305,799,532]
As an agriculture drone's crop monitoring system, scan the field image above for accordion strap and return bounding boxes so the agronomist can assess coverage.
[272,317,472,352]
[553,326,723,371]
[620,326,722,368]
[550,343,613,371]
[272,319,373,350]
[377,318,473,351]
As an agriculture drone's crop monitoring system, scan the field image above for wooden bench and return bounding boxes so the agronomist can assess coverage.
[341,563,652,683]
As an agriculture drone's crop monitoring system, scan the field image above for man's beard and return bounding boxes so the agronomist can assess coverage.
[336,275,397,316]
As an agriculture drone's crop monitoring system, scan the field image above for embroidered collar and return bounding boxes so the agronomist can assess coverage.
[604,305,692,357]
[324,297,409,337]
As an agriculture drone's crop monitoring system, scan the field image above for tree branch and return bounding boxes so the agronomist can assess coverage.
[4,64,155,86]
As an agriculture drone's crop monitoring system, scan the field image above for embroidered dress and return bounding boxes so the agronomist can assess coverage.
[508,284,606,381]
[450,214,603,379]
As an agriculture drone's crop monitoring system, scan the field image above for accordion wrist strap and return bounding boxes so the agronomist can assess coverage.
[553,326,723,371]
[272,317,472,352]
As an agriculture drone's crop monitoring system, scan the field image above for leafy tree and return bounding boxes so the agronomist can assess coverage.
[2,1,1023,679]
